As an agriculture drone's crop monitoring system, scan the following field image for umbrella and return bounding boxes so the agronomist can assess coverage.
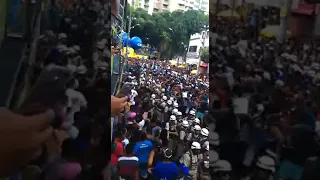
[170,61,177,66]
[217,10,240,18]
[190,70,197,75]
[260,25,291,38]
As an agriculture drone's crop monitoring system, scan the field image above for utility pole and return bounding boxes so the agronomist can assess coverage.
[279,0,293,43]
[196,30,206,76]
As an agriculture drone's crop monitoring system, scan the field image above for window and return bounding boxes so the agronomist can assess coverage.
[189,46,197,52]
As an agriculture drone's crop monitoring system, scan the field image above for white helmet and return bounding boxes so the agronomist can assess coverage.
[256,155,276,173]
[213,160,232,172]
[176,111,182,116]
[194,125,201,131]
[194,118,200,124]
[210,131,220,146]
[209,150,219,166]
[173,102,179,108]
[189,110,196,116]
[201,128,209,137]
[151,94,156,99]
[167,100,172,105]
[172,108,178,114]
[182,120,189,127]
[170,115,176,121]
[163,96,167,101]
[191,142,201,150]
[169,97,174,101]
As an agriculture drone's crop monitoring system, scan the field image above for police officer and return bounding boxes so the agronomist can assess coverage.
[212,160,233,180]
[185,110,196,125]
[167,115,178,151]
[175,120,190,162]
[199,144,211,180]
[241,156,276,180]
[180,142,201,180]
[176,111,183,126]
[187,125,202,144]
[189,118,201,133]
[200,128,209,151]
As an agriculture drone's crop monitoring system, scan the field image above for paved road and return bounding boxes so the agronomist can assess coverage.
[0,38,25,106]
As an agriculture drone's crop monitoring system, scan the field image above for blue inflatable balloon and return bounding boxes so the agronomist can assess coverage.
[120,32,130,46]
[129,36,142,50]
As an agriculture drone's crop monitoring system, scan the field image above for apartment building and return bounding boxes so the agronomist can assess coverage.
[129,0,209,14]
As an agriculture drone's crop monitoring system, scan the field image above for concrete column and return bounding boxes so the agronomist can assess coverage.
[314,14,320,36]
[279,0,292,43]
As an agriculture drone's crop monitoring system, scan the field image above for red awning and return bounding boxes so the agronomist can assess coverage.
[200,61,208,67]
[293,0,315,15]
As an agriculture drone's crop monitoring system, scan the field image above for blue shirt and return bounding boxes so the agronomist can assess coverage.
[153,162,179,180]
[134,140,154,164]
[250,12,257,26]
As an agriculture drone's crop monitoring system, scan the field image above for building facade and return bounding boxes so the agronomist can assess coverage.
[186,30,209,64]
[129,0,209,14]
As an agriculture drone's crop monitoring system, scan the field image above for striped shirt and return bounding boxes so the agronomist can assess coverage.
[118,156,139,179]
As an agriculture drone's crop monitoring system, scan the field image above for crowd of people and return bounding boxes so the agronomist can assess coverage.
[208,10,320,180]
[111,59,213,180]
[0,0,127,179]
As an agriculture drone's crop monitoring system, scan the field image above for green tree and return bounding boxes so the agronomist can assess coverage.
[129,8,208,59]
[199,47,209,63]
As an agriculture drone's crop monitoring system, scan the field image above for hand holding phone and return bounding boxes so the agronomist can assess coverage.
[15,64,73,128]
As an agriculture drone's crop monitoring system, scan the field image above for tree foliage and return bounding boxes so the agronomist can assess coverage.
[129,9,208,58]
[199,47,209,63]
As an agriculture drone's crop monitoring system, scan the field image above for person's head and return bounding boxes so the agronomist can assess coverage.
[213,160,232,180]
[200,128,209,140]
[190,142,201,154]
[163,148,173,161]
[194,125,201,135]
[114,128,126,141]
[125,143,135,155]
[253,156,275,180]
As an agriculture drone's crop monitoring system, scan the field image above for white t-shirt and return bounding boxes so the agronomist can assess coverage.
[236,40,248,58]
[138,120,145,130]
[66,89,87,113]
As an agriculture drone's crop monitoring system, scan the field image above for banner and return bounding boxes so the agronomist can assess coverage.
[0,0,7,43]
[113,54,120,74]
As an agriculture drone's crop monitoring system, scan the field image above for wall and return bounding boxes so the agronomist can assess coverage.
[0,0,7,45]
[290,14,314,37]
[187,30,209,62]
[245,0,299,9]
[314,5,320,36]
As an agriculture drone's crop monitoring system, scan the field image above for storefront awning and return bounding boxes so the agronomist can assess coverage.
[293,0,315,15]
[200,61,208,67]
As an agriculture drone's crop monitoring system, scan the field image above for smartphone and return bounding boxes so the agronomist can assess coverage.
[116,83,132,101]
[15,64,73,128]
